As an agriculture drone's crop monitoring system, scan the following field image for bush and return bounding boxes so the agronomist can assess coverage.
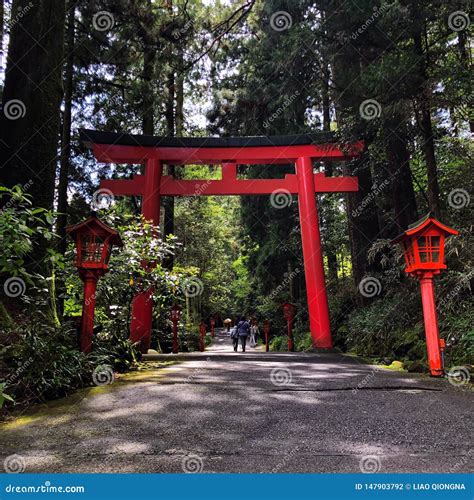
[90,326,142,372]
[1,320,91,404]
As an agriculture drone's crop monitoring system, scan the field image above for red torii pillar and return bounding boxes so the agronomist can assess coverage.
[129,158,162,351]
[296,156,332,349]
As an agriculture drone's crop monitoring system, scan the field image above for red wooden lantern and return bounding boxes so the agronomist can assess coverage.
[66,212,123,353]
[392,215,458,377]
[170,304,182,354]
[392,214,458,276]
[282,302,296,352]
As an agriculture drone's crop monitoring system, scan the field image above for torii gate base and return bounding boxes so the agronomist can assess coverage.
[81,130,363,352]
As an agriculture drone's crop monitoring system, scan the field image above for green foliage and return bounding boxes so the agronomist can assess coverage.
[0,383,14,408]
[1,321,91,403]
[0,186,57,279]
[90,327,142,372]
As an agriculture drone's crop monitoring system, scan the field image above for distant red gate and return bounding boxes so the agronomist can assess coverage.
[81,130,363,352]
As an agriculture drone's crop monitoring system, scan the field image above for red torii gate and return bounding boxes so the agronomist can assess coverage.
[80,130,363,351]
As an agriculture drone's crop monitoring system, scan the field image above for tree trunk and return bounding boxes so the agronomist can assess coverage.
[385,129,418,232]
[329,42,381,296]
[412,1,440,217]
[163,70,175,247]
[321,50,338,281]
[0,0,65,213]
[0,0,4,90]
[142,10,155,137]
[57,0,75,255]
[175,48,184,136]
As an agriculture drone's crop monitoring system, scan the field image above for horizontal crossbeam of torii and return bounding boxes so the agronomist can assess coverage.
[80,129,364,353]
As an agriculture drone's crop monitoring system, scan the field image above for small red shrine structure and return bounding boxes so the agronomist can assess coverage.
[66,212,123,353]
[80,129,363,352]
[392,214,458,376]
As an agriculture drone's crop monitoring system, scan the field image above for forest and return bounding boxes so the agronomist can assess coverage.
[0,0,472,408]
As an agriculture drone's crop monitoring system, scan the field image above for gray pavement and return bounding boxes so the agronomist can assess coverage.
[0,330,472,473]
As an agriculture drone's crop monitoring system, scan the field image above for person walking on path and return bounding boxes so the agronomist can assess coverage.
[230,326,239,352]
[249,320,259,347]
[235,316,250,352]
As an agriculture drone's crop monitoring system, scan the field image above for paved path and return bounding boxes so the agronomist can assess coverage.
[0,330,472,473]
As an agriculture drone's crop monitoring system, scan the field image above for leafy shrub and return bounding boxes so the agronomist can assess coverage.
[295,331,313,352]
[1,320,91,404]
[269,335,286,351]
[90,326,142,372]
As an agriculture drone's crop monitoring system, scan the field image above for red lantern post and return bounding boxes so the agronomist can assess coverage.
[263,320,270,352]
[210,316,216,338]
[171,304,182,354]
[66,213,123,353]
[199,322,207,352]
[392,215,458,377]
[282,302,297,352]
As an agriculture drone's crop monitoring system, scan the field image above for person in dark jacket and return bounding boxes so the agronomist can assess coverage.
[235,316,250,352]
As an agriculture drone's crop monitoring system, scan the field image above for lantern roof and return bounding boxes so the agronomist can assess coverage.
[66,212,123,247]
[391,214,458,244]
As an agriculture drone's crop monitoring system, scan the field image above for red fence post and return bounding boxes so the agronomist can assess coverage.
[296,156,333,349]
[210,317,216,338]
[199,322,206,352]
[263,320,270,352]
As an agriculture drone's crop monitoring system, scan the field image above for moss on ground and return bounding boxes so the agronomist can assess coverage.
[0,360,177,429]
